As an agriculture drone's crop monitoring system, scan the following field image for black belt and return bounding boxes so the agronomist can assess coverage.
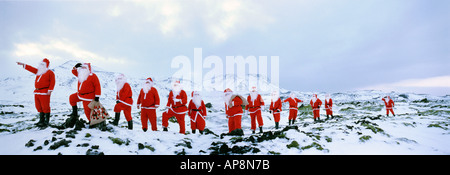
[35,87,49,90]
[173,105,185,109]
[191,109,202,112]
[79,92,94,95]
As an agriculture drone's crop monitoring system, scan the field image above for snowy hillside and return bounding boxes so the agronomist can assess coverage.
[0,60,449,155]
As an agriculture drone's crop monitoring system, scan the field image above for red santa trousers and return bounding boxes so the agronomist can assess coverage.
[141,108,157,131]
[273,112,281,123]
[189,112,206,131]
[162,108,187,134]
[228,114,242,133]
[313,108,320,119]
[386,107,395,115]
[69,93,91,121]
[326,108,333,116]
[250,109,264,131]
[288,108,298,121]
[114,103,132,122]
[35,94,51,113]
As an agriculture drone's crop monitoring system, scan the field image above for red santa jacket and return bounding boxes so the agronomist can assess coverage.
[225,96,244,117]
[137,87,160,109]
[310,99,323,110]
[270,98,282,113]
[24,64,55,95]
[283,97,303,109]
[188,100,207,118]
[72,68,101,101]
[116,82,133,106]
[245,94,265,112]
[166,90,188,113]
[382,98,394,108]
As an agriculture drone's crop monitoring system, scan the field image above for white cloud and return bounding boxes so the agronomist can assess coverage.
[359,75,450,96]
[206,0,275,42]
[104,0,274,42]
[390,76,450,88]
[13,37,129,67]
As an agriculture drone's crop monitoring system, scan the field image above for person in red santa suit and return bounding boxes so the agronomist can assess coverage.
[245,86,265,134]
[269,90,282,129]
[382,96,395,117]
[162,80,188,134]
[63,63,101,128]
[283,92,303,125]
[310,94,323,122]
[224,88,244,134]
[324,94,334,119]
[111,74,134,130]
[188,91,207,134]
[16,58,55,127]
[137,77,160,132]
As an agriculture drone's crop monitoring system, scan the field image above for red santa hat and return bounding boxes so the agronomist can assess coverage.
[224,88,232,93]
[191,91,200,97]
[82,63,92,73]
[42,58,50,68]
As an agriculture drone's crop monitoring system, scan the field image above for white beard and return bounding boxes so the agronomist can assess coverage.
[116,80,126,92]
[271,94,279,102]
[250,91,258,102]
[312,97,317,104]
[172,86,181,96]
[193,96,202,108]
[290,93,296,99]
[36,63,48,76]
[142,83,152,94]
[78,68,90,83]
[224,93,232,106]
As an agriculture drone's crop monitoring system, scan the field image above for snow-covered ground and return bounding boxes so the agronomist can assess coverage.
[1,60,449,155]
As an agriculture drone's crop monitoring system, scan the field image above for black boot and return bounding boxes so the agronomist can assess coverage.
[127,120,133,130]
[292,119,296,124]
[42,113,51,127]
[63,106,79,128]
[110,112,120,126]
[252,130,256,134]
[199,130,204,134]
[259,126,263,133]
[326,115,330,120]
[289,120,292,125]
[192,129,196,134]
[275,122,279,129]
[35,112,45,126]
[163,127,168,132]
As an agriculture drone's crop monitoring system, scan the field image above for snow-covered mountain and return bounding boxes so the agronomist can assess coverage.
[0,60,449,155]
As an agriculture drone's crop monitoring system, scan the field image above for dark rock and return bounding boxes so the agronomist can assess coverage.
[49,139,72,150]
[25,140,36,147]
[33,146,43,151]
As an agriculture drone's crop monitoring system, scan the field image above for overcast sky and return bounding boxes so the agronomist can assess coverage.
[1,0,449,96]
